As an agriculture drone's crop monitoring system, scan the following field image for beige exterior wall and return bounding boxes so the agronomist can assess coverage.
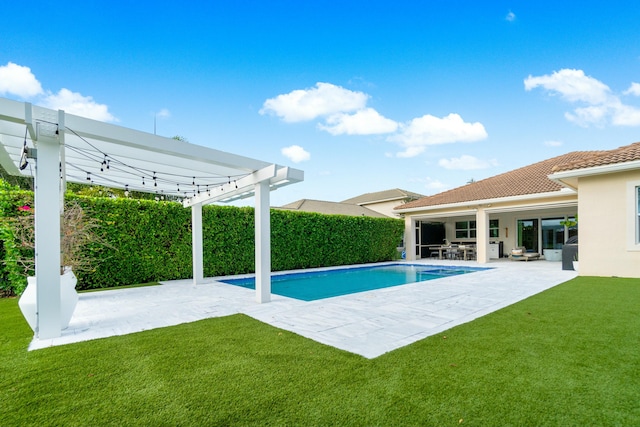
[577,170,640,278]
[363,199,406,217]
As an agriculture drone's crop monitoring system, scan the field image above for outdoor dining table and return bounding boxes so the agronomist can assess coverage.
[437,245,476,260]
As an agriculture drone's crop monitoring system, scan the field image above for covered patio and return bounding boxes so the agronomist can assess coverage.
[0,97,303,340]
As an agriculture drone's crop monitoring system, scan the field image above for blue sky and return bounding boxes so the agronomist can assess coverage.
[2,1,640,206]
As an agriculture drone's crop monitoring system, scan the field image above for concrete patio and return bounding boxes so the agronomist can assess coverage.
[28,259,577,358]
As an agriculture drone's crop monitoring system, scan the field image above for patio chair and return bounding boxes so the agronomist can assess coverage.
[509,246,540,261]
[446,245,460,260]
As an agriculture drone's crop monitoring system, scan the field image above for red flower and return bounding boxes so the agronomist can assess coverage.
[18,205,32,212]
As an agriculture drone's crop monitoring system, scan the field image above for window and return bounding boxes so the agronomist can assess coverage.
[455,220,476,239]
[637,186,640,244]
[517,219,539,251]
[628,181,640,250]
[489,219,499,238]
[542,217,564,249]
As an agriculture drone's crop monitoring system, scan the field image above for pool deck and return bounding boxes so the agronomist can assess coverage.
[28,259,577,358]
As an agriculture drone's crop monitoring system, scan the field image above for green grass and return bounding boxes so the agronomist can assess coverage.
[1,276,638,426]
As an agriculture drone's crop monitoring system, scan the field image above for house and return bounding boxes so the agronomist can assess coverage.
[341,188,424,217]
[395,142,640,278]
[549,142,640,278]
[277,199,388,218]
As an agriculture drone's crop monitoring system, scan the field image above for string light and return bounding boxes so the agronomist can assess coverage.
[59,126,252,199]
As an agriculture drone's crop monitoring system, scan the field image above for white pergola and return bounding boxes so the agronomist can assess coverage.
[0,97,303,339]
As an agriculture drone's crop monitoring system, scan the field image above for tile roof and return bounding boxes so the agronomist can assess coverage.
[550,141,640,173]
[396,150,610,210]
[277,199,389,218]
[342,188,424,205]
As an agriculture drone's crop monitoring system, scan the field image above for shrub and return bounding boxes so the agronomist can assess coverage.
[0,189,404,294]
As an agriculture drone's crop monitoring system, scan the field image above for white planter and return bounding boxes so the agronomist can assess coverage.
[573,261,579,272]
[543,249,562,261]
[18,268,79,332]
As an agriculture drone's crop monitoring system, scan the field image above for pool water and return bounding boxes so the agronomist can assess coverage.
[219,263,489,301]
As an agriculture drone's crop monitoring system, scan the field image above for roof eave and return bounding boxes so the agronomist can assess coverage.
[395,188,575,214]
[549,160,640,190]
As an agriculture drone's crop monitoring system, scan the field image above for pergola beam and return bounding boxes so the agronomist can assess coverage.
[183,164,277,207]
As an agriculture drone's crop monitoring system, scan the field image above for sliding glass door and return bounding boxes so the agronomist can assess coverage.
[541,217,564,249]
[517,219,539,251]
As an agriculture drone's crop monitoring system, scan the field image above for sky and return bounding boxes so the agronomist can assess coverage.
[2,1,640,206]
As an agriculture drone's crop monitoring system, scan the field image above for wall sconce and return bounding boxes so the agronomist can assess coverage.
[505,227,509,238]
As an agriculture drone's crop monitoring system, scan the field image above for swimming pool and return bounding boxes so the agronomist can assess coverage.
[219,263,490,301]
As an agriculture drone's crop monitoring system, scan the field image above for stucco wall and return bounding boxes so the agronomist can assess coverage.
[578,170,640,278]
[364,199,405,217]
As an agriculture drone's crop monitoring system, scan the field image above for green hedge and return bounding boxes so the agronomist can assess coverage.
[0,189,405,295]
[0,185,33,295]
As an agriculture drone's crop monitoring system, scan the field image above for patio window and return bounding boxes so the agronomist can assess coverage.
[489,219,499,238]
[542,217,564,249]
[518,219,539,251]
[637,186,640,244]
[455,220,476,239]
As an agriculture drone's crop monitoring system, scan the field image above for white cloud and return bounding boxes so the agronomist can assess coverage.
[544,140,563,147]
[438,155,497,170]
[260,82,368,122]
[506,10,516,22]
[525,68,640,127]
[411,176,448,193]
[0,61,117,122]
[318,108,398,135]
[42,88,117,122]
[156,108,171,119]
[610,103,640,126]
[0,62,43,98]
[390,113,488,158]
[281,145,310,163]
[524,69,611,104]
[624,82,640,96]
[262,83,488,157]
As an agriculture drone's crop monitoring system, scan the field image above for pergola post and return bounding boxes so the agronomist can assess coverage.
[191,202,204,285]
[34,122,62,338]
[254,180,271,303]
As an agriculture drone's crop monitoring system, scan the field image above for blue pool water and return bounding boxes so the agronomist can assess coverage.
[219,264,489,301]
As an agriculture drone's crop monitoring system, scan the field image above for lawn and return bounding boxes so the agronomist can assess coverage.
[1,276,638,426]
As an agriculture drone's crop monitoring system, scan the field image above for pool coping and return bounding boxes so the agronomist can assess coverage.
[27,259,577,358]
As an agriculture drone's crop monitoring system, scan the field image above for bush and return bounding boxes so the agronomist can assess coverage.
[0,190,404,294]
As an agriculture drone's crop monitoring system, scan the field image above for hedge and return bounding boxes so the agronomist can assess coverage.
[0,189,405,295]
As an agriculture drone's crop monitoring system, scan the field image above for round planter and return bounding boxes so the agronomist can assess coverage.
[18,268,79,332]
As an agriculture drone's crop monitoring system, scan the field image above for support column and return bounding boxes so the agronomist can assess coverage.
[191,202,204,285]
[404,216,416,261]
[34,130,62,339]
[476,208,489,264]
[254,181,271,303]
